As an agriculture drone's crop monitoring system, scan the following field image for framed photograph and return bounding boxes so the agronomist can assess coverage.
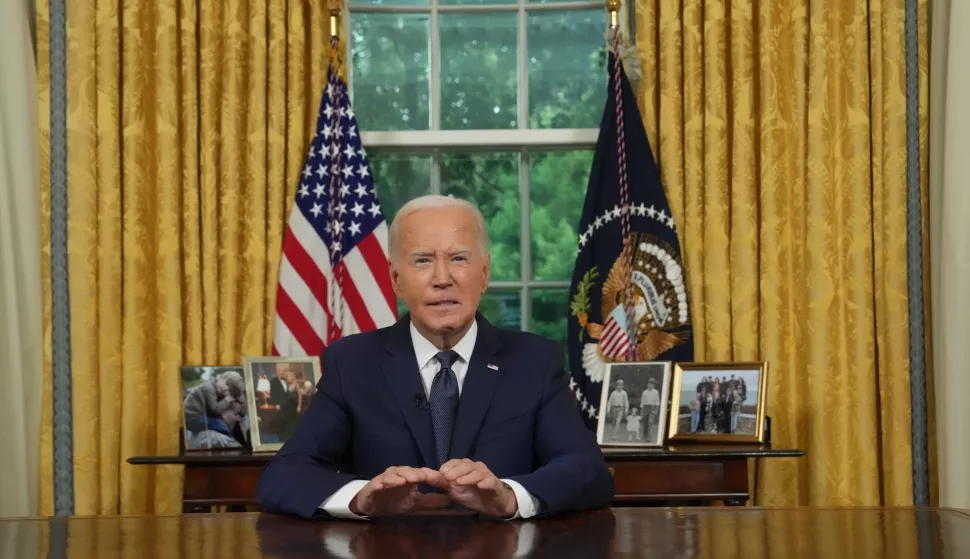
[244,356,322,452]
[668,362,769,443]
[180,366,251,451]
[596,361,672,447]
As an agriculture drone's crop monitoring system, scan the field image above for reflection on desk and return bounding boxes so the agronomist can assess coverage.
[255,511,616,558]
[1,507,969,558]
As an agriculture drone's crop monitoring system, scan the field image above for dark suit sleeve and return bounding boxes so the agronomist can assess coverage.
[506,343,615,515]
[256,348,362,519]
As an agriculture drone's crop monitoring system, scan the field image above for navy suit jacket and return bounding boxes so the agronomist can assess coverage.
[256,313,615,520]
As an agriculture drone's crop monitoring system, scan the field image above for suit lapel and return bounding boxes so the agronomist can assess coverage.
[380,316,437,468]
[450,315,504,460]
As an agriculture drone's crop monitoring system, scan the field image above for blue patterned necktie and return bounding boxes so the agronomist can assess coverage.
[429,350,460,467]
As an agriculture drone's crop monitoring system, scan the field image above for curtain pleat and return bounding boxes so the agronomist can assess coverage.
[38,0,333,515]
[634,0,929,507]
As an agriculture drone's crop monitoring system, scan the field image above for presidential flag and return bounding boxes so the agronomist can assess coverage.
[567,40,694,430]
[272,42,398,357]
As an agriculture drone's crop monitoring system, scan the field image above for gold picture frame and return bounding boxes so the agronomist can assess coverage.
[244,355,322,452]
[668,361,769,443]
[595,361,673,448]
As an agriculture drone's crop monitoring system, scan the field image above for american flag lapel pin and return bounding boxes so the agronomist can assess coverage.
[487,364,499,371]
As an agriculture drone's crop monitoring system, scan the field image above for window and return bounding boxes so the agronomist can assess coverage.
[348,0,624,352]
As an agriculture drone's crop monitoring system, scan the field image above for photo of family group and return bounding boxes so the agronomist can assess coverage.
[668,362,768,443]
[676,371,757,435]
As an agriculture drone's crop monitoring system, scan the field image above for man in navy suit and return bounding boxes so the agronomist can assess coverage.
[257,195,614,520]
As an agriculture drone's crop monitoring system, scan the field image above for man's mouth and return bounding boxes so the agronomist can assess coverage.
[428,300,460,308]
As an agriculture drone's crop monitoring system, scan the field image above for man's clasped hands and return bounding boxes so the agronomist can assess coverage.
[348,458,518,518]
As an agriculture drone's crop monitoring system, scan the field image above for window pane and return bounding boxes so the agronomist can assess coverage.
[350,0,427,5]
[531,289,569,356]
[440,0,516,6]
[527,10,607,129]
[440,13,518,130]
[479,290,522,330]
[530,150,592,280]
[350,14,431,131]
[370,153,431,224]
[440,152,520,281]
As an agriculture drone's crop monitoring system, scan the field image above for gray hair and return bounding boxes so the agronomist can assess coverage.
[387,195,490,265]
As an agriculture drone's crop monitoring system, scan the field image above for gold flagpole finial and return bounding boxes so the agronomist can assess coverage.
[327,0,342,38]
[605,0,621,30]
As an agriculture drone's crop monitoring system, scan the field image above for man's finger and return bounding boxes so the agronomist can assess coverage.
[454,470,488,486]
[381,473,408,487]
[401,468,425,484]
[476,476,501,491]
[420,468,450,488]
[386,465,420,477]
[439,459,462,474]
[413,492,451,510]
[442,462,477,481]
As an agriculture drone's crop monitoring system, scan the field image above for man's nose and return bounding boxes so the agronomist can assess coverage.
[431,258,452,286]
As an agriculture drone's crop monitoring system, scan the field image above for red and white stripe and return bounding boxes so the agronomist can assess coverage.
[272,208,396,357]
[599,315,632,359]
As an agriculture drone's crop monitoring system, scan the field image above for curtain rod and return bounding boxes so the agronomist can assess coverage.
[326,0,621,36]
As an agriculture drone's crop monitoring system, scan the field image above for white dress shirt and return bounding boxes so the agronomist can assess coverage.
[640,388,660,407]
[319,320,541,520]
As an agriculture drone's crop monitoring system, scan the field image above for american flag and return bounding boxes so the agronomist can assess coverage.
[272,58,398,357]
[598,305,632,360]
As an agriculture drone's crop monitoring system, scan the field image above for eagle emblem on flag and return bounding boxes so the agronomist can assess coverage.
[571,232,691,384]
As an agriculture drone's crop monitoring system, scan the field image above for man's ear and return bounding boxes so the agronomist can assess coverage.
[389,259,403,297]
[481,253,491,294]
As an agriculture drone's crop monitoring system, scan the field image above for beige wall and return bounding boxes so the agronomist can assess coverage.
[0,0,42,518]
[931,0,970,510]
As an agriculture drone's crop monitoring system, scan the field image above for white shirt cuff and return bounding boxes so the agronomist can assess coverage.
[501,479,540,520]
[318,479,370,519]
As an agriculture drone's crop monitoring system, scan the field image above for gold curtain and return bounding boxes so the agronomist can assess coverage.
[36,0,335,515]
[634,0,931,506]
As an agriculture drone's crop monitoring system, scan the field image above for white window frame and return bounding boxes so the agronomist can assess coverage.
[346,0,631,330]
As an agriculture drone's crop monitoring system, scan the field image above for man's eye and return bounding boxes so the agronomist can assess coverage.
[415,258,430,264]
[453,256,467,262]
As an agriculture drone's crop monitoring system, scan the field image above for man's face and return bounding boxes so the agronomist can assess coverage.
[275,363,288,378]
[391,205,490,340]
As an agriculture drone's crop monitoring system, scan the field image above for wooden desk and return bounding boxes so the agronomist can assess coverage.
[128,445,803,512]
[1,507,966,558]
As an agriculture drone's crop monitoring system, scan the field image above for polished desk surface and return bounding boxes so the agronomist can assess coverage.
[127,444,804,466]
[1,507,967,558]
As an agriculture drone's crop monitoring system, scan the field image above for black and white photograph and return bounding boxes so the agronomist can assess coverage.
[180,366,250,450]
[244,356,322,452]
[668,362,769,443]
[595,361,672,447]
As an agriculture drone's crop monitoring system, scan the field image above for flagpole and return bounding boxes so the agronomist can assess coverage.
[606,0,621,31]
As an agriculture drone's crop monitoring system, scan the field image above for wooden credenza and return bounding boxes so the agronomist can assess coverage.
[128,445,803,512]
